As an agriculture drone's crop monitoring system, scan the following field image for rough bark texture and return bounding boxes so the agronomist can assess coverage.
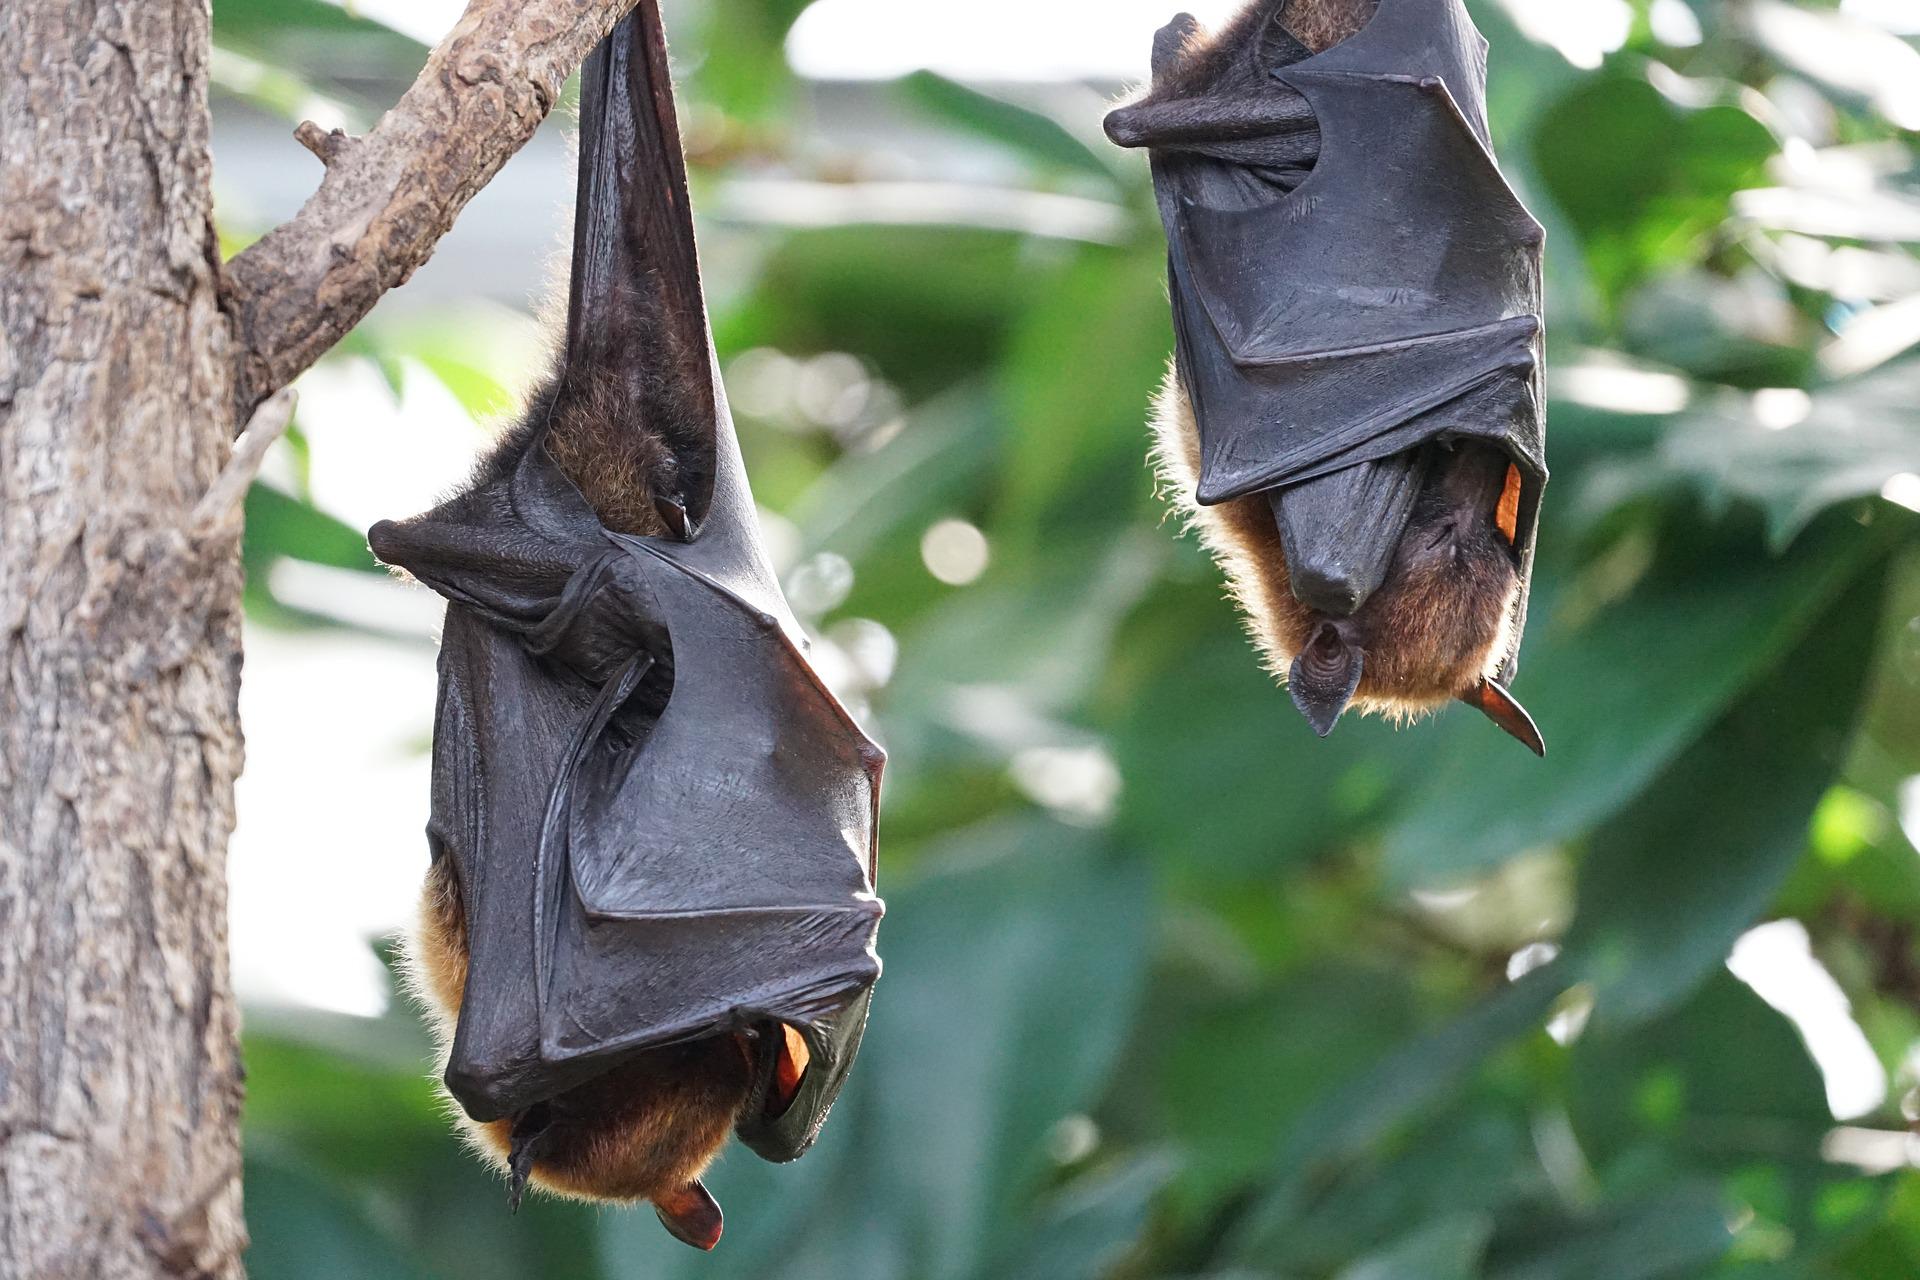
[222,0,639,421]
[1,0,633,1273]
[0,1,249,1276]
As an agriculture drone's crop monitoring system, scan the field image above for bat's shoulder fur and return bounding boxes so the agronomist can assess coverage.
[467,279,711,540]
[1150,0,1378,97]
[403,860,749,1207]
[1151,371,1516,722]
[1150,368,1310,678]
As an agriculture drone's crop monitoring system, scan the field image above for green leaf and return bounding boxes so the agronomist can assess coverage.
[245,1145,436,1280]
[1592,361,1920,549]
[1155,965,1423,1205]
[995,1154,1180,1280]
[596,822,1152,1280]
[1567,974,1830,1178]
[1381,513,1890,890]
[995,246,1171,551]
[1560,560,1891,1028]
[244,483,382,578]
[1486,1183,1733,1280]
[1336,1215,1492,1280]
[1227,970,1568,1260]
[212,0,424,82]
[1531,70,1775,304]
[898,72,1121,185]
[691,0,810,121]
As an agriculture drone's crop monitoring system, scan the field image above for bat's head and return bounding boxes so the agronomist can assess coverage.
[1151,373,1543,754]
[403,860,823,1250]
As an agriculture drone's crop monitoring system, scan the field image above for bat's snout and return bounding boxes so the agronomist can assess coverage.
[1267,456,1425,619]
[1287,559,1369,617]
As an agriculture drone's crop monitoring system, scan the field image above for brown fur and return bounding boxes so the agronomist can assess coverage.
[1151,372,1516,720]
[1284,0,1378,55]
[542,366,677,538]
[1154,0,1379,97]
[404,860,751,1207]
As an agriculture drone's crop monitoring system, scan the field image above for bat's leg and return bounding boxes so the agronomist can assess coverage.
[506,1105,552,1213]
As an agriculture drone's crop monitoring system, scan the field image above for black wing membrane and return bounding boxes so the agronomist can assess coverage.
[1112,0,1547,676]
[368,0,883,1165]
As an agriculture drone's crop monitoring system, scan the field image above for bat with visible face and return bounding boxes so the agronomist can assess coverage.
[1105,0,1548,754]
[366,1,884,1250]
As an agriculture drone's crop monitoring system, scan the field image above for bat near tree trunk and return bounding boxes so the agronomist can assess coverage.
[368,1,885,1251]
[1106,0,1549,755]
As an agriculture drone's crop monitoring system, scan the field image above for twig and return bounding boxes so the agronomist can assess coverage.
[293,121,353,166]
[191,389,297,537]
[221,0,640,427]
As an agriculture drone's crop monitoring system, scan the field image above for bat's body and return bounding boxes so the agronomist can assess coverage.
[1154,388,1521,724]
[371,2,883,1249]
[1110,0,1548,752]
[408,861,749,1246]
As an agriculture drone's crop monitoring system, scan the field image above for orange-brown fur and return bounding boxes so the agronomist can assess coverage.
[405,860,750,1207]
[1150,373,1516,720]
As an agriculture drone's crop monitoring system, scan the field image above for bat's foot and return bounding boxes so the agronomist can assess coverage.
[506,1105,552,1213]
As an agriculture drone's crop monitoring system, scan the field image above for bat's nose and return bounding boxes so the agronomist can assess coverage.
[1288,557,1370,616]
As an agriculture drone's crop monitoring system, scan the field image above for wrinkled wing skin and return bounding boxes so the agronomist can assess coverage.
[1154,0,1548,677]
[368,0,883,1163]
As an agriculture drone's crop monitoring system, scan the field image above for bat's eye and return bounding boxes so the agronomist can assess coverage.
[767,1023,811,1119]
[1493,463,1522,546]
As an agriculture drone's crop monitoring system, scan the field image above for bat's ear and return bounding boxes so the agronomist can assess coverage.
[1153,13,1202,80]
[1460,679,1546,757]
[654,1180,724,1252]
[1288,622,1364,737]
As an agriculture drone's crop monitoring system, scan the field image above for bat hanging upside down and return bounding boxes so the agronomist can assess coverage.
[370,1,883,1250]
[1107,0,1550,754]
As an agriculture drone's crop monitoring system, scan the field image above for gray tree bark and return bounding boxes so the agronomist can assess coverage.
[0,0,632,1275]
[0,0,249,1275]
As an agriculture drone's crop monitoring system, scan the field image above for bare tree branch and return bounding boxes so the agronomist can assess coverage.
[192,388,298,537]
[221,0,639,424]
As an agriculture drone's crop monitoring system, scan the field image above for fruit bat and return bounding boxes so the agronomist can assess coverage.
[1105,0,1548,753]
[365,1,884,1249]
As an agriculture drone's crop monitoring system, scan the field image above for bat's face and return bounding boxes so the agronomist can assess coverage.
[1153,374,1543,753]
[406,860,816,1250]
[1286,443,1520,725]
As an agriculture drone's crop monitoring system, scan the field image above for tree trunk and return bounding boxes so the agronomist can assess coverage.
[0,0,248,1275]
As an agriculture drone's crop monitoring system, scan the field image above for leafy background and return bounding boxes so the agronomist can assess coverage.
[214,0,1920,1276]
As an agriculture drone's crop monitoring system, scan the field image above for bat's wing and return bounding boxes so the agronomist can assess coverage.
[568,0,717,527]
[371,438,885,1156]
[531,532,883,1162]
[1124,0,1548,672]
[369,0,884,1162]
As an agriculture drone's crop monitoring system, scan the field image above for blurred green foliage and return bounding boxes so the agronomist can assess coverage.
[220,0,1920,1275]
